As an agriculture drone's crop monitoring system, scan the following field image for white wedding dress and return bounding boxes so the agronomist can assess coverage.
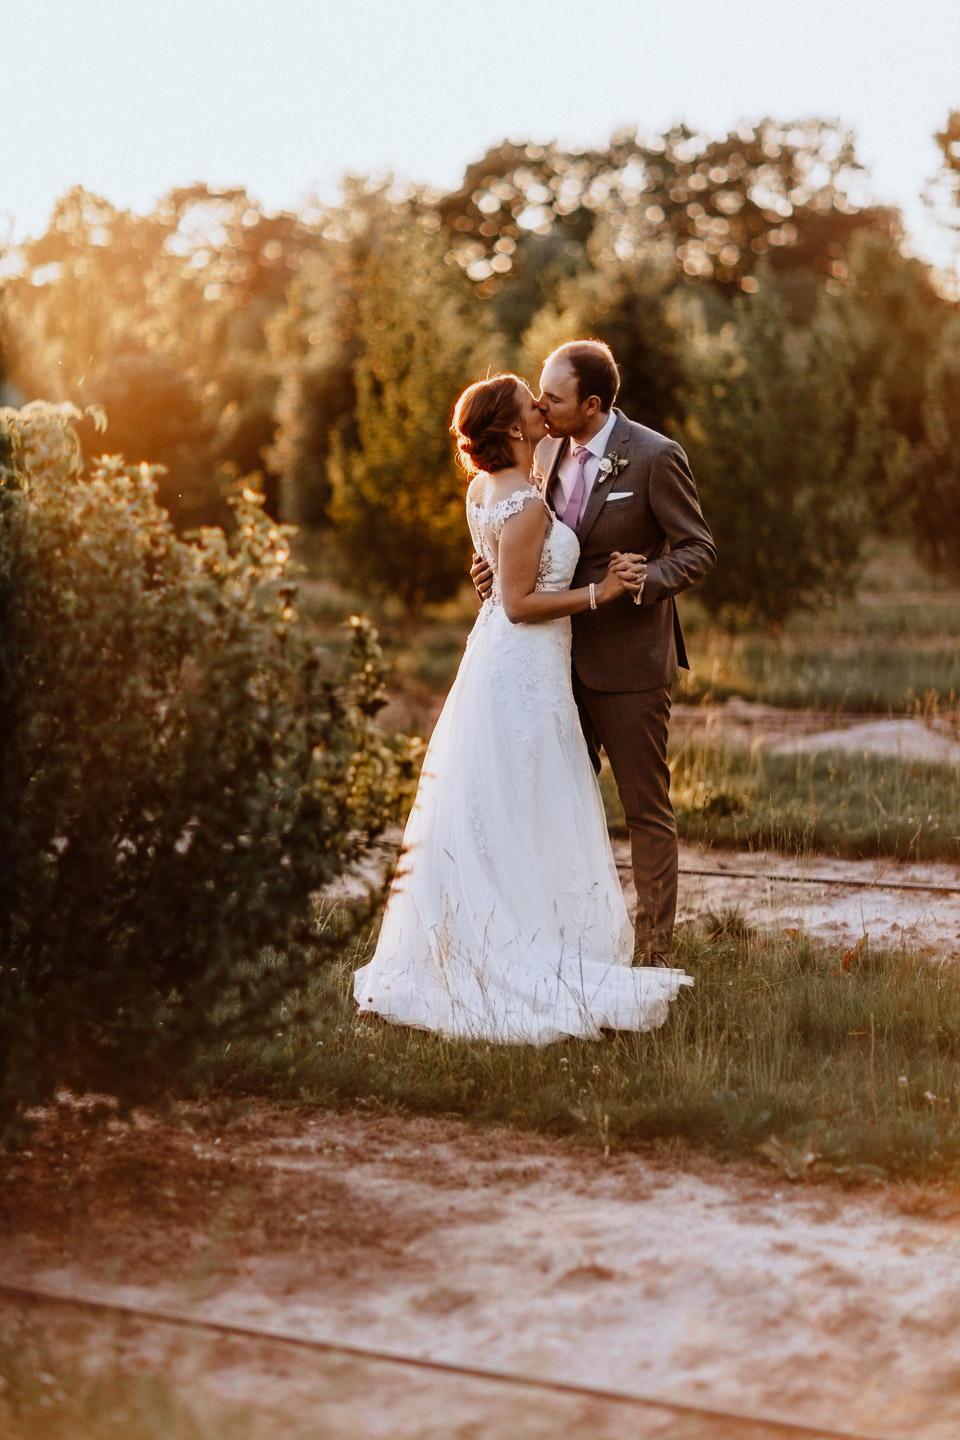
[354,487,692,1044]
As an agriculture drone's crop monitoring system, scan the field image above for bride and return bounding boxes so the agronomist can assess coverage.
[354,373,692,1044]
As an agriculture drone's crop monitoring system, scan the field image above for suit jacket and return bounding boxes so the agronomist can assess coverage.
[536,410,716,692]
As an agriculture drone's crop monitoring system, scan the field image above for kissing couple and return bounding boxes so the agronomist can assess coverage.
[356,340,716,1044]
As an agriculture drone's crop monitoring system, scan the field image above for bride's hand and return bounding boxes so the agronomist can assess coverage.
[596,564,628,604]
[608,550,647,596]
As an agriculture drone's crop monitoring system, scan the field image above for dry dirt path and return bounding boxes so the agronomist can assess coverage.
[4,1105,960,1439]
[614,841,960,960]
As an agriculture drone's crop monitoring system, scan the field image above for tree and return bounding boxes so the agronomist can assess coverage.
[1,187,310,527]
[264,180,398,526]
[677,277,877,626]
[0,402,409,1139]
[329,226,496,607]
[811,230,951,526]
[926,110,960,239]
[430,121,893,307]
[520,238,685,433]
[894,319,960,577]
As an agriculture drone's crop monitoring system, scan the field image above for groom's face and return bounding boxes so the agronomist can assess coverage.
[537,358,592,439]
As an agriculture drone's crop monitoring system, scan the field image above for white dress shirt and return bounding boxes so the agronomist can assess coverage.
[553,408,644,604]
[555,409,618,514]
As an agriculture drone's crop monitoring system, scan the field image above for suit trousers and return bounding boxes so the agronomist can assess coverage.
[573,679,677,958]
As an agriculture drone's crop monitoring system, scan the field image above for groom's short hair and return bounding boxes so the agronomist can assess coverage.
[547,340,620,412]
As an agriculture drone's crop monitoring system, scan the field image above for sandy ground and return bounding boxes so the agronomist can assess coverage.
[4,1105,960,1439]
[615,842,960,960]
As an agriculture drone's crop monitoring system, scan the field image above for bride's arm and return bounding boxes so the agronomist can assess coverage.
[498,503,627,624]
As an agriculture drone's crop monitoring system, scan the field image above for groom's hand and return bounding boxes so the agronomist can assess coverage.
[470,552,494,601]
[610,551,647,604]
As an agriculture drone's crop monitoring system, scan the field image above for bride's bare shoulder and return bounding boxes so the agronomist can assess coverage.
[466,474,488,507]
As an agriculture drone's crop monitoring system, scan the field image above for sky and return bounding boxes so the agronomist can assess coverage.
[5,0,959,279]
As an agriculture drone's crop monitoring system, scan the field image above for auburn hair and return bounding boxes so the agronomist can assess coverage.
[451,373,525,477]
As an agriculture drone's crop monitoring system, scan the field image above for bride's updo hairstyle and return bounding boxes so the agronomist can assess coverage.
[451,373,525,477]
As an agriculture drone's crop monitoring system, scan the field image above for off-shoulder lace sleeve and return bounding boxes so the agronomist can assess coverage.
[486,488,546,536]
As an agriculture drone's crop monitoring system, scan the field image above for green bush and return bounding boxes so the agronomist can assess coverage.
[678,278,877,627]
[0,402,411,1140]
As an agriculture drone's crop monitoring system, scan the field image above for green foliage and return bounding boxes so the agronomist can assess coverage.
[895,319,960,578]
[814,231,950,525]
[0,120,954,608]
[328,227,495,607]
[435,120,888,298]
[0,403,411,1140]
[266,250,359,525]
[678,277,876,626]
[520,243,685,432]
[1,187,308,527]
[264,181,403,526]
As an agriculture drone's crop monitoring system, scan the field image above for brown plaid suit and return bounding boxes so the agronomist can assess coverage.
[537,409,716,956]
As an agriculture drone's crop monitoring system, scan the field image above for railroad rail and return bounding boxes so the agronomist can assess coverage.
[675,865,960,896]
[0,1279,899,1440]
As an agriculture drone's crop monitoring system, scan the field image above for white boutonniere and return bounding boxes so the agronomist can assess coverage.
[598,452,628,480]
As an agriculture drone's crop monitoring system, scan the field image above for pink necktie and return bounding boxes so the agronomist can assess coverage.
[560,444,591,532]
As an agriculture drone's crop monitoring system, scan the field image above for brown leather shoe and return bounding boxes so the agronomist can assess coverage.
[632,951,674,969]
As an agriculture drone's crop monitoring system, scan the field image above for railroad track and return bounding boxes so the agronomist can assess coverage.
[0,1280,899,1440]
[674,865,960,896]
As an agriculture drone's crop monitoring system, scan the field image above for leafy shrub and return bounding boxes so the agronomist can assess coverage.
[677,278,877,627]
[0,402,412,1140]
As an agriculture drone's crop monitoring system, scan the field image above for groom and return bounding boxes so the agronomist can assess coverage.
[473,341,716,965]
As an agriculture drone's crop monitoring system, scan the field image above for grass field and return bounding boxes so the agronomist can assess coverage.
[200,923,960,1185]
[598,744,960,862]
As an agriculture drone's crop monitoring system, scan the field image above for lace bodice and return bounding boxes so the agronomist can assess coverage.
[466,487,579,605]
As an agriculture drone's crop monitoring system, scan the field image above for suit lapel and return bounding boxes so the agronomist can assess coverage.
[537,436,568,511]
[576,410,631,548]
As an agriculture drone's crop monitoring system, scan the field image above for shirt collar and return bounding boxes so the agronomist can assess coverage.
[580,409,617,460]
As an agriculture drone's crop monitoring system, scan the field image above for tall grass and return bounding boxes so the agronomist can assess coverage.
[600,744,960,861]
[201,926,960,1184]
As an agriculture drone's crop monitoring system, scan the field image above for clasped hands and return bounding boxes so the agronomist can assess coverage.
[469,551,647,603]
[609,551,647,603]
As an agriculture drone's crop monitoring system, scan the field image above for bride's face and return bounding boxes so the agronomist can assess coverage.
[517,383,548,446]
